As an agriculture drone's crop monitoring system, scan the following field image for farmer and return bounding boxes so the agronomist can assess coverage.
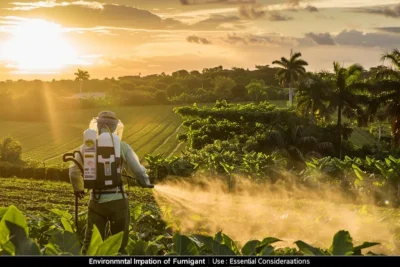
[68,111,154,254]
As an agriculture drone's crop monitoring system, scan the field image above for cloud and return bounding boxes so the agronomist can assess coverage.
[179,0,257,5]
[269,11,293,21]
[334,29,400,47]
[305,32,335,45]
[238,5,266,19]
[223,29,400,49]
[186,35,212,44]
[237,5,293,21]
[188,14,245,30]
[303,29,400,48]
[356,3,400,18]
[286,0,300,8]
[6,1,104,11]
[376,27,400,33]
[285,1,318,12]
[1,3,165,29]
[223,32,301,47]
[0,2,248,31]
[305,5,318,12]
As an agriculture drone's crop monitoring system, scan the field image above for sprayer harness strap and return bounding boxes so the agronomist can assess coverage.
[92,125,126,201]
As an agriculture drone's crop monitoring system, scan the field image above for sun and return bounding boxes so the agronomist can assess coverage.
[0,19,78,73]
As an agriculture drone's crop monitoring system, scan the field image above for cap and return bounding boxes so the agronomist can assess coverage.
[97,111,117,120]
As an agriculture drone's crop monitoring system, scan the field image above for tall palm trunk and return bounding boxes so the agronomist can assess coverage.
[289,81,294,106]
[289,88,293,106]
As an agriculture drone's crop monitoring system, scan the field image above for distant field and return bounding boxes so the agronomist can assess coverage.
[0,105,185,166]
[0,102,387,167]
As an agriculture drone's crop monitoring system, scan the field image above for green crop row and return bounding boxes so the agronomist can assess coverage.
[0,205,383,256]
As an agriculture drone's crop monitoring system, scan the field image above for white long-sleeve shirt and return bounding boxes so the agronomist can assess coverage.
[69,141,151,203]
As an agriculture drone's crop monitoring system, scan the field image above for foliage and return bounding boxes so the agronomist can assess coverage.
[0,205,381,256]
[0,136,22,164]
[174,100,337,160]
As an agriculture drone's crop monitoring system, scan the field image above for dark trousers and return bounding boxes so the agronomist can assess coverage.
[83,198,130,254]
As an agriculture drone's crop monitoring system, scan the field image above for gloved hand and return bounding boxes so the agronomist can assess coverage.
[137,177,154,189]
[74,190,85,199]
[137,180,154,189]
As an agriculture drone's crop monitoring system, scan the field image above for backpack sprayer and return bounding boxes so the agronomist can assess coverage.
[62,126,137,233]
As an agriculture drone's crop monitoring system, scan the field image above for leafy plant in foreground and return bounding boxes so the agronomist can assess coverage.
[0,205,382,256]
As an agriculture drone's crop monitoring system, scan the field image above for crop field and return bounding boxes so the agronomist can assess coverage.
[0,177,156,215]
[0,105,186,166]
[0,102,385,168]
[1,177,400,256]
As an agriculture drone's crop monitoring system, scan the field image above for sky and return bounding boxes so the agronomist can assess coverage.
[0,0,399,80]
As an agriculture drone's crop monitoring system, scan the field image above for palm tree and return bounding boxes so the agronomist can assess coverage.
[296,73,334,124]
[272,49,308,106]
[377,49,400,150]
[74,69,90,94]
[327,61,368,159]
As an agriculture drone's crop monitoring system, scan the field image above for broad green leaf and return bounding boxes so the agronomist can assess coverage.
[211,241,236,255]
[375,163,391,178]
[0,240,13,255]
[353,242,380,255]
[258,245,275,255]
[127,239,148,255]
[193,234,235,255]
[329,230,353,255]
[44,242,60,255]
[193,234,214,251]
[133,204,142,221]
[256,237,282,254]
[146,243,164,255]
[86,225,103,255]
[352,164,365,180]
[188,236,203,249]
[214,231,223,243]
[5,221,41,255]
[152,235,166,243]
[221,233,239,254]
[96,231,123,255]
[294,240,323,255]
[173,233,199,255]
[241,240,260,255]
[46,230,81,255]
[388,155,398,163]
[0,205,28,245]
[50,209,73,220]
[61,218,73,233]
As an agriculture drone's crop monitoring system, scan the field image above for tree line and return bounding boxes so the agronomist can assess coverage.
[0,48,398,152]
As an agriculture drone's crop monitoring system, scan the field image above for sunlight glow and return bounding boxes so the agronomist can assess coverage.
[0,19,81,73]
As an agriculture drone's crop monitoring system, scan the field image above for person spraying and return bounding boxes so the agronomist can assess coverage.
[68,111,154,254]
